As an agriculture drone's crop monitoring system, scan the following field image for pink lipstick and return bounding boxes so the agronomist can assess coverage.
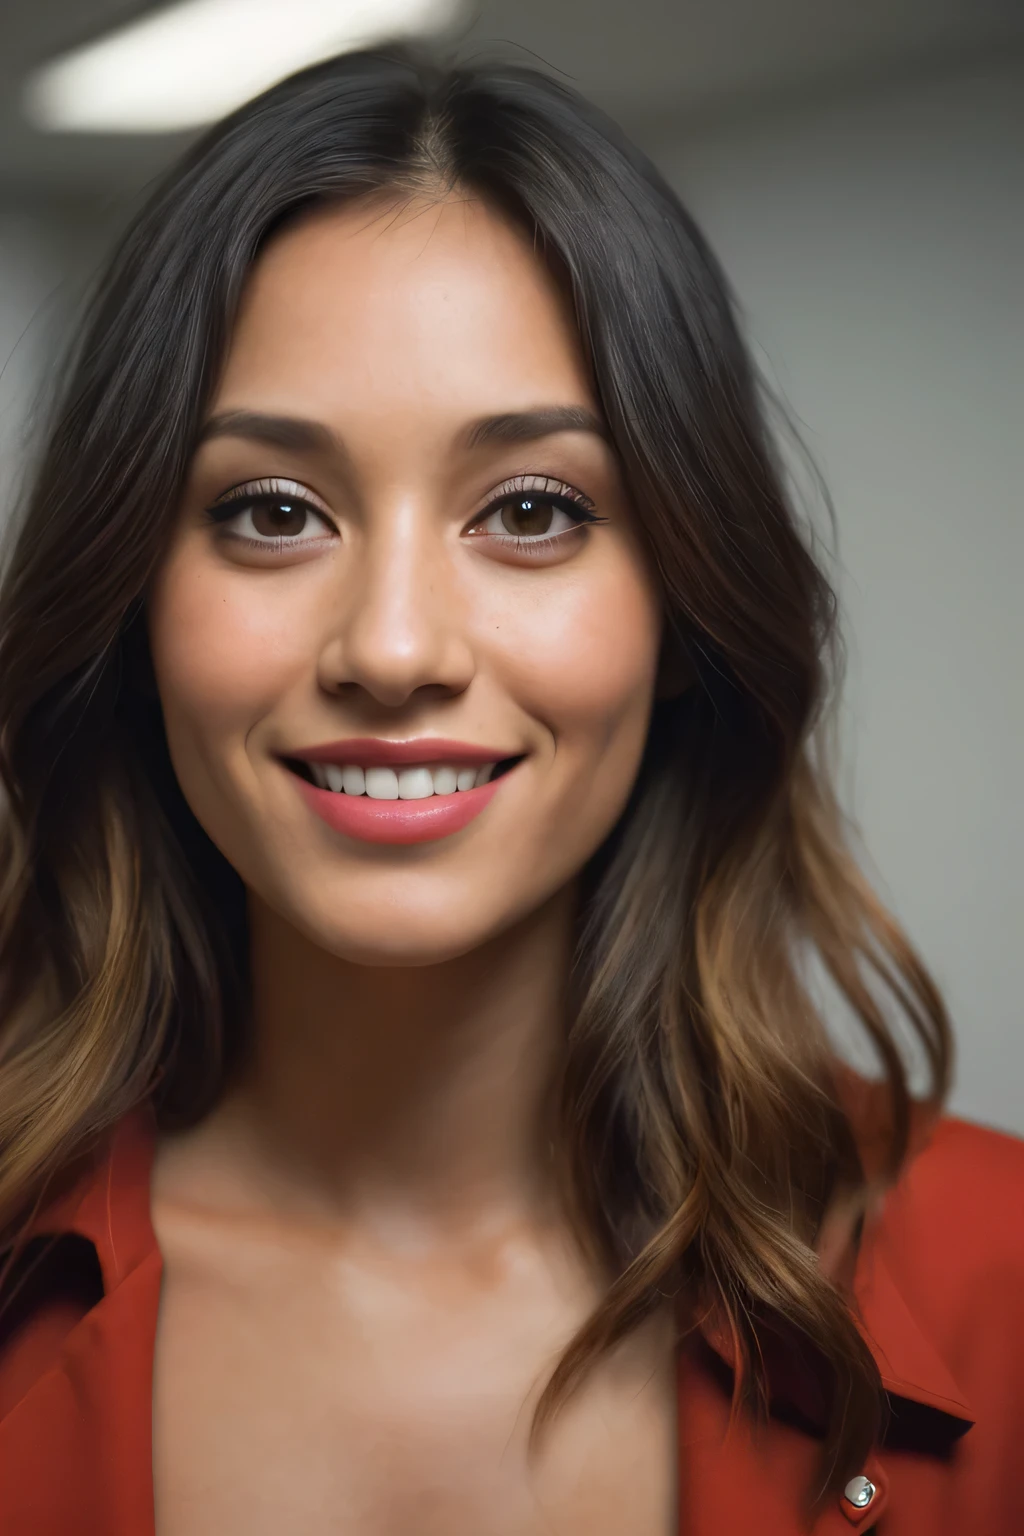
[281,738,522,846]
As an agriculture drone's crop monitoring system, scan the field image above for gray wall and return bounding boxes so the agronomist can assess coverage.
[0,198,109,528]
[0,206,63,528]
[0,55,1020,1132]
[658,59,1023,1134]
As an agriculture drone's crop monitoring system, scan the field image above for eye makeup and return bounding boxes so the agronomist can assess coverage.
[202,470,608,562]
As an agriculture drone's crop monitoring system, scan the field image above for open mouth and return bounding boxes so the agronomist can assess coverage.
[281,751,526,845]
[282,755,524,800]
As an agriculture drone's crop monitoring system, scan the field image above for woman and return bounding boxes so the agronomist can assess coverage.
[0,44,1019,1536]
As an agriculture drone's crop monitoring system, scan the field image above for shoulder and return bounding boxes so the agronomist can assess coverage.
[0,1104,154,1420]
[882,1114,1024,1269]
[835,1063,1024,1276]
[873,1114,1024,1421]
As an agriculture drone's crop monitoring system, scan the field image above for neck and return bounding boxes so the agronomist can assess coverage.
[215,884,578,1239]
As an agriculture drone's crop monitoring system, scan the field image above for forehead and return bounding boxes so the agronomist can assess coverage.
[214,193,594,425]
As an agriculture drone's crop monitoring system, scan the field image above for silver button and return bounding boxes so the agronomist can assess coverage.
[844,1475,876,1508]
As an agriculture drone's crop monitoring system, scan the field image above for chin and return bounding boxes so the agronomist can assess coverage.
[285,890,521,970]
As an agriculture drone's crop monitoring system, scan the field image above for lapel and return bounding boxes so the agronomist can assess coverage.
[0,1104,161,1534]
[0,1102,974,1535]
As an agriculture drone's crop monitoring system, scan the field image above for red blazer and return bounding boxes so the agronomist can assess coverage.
[0,1099,1021,1534]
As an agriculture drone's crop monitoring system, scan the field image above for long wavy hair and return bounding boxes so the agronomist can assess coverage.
[0,43,949,1509]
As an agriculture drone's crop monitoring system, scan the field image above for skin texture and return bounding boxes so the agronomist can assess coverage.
[146,193,676,1534]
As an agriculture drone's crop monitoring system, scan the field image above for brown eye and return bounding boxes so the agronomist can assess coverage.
[206,479,335,550]
[498,496,555,537]
[465,480,603,557]
[250,498,310,538]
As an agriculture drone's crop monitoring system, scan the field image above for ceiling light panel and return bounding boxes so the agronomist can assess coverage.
[25,0,462,134]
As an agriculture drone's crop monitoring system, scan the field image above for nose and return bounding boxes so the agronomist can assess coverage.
[317,498,475,709]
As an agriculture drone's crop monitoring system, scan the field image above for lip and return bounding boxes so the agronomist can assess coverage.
[283,745,524,846]
[287,738,513,769]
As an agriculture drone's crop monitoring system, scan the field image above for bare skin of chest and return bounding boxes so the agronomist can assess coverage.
[150,1200,677,1536]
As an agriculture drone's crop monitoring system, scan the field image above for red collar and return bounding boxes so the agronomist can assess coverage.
[0,1101,974,1534]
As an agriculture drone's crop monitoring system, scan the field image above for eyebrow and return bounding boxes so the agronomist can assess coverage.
[460,405,608,450]
[198,411,337,453]
[197,404,608,457]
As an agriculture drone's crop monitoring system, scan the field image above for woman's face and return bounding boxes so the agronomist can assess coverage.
[148,193,663,964]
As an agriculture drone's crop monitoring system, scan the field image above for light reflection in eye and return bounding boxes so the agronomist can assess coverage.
[203,471,608,563]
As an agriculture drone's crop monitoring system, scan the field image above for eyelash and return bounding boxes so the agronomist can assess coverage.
[205,477,333,552]
[469,474,605,555]
[205,474,607,556]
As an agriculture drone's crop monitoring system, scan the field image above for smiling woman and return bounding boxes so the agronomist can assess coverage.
[0,42,1020,1536]
[150,194,661,952]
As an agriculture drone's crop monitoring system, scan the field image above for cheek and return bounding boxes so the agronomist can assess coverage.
[489,557,661,753]
[481,555,661,885]
[147,552,313,742]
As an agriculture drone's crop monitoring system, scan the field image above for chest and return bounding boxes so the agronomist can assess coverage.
[150,1206,677,1536]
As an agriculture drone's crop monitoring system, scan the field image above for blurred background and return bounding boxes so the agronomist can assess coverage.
[1,2,1021,1132]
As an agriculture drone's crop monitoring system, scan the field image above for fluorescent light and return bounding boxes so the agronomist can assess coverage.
[24,0,462,134]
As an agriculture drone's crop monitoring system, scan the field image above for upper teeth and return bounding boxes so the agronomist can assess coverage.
[305,763,496,798]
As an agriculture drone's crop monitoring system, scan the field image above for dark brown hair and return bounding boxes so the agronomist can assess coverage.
[0,43,950,1511]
